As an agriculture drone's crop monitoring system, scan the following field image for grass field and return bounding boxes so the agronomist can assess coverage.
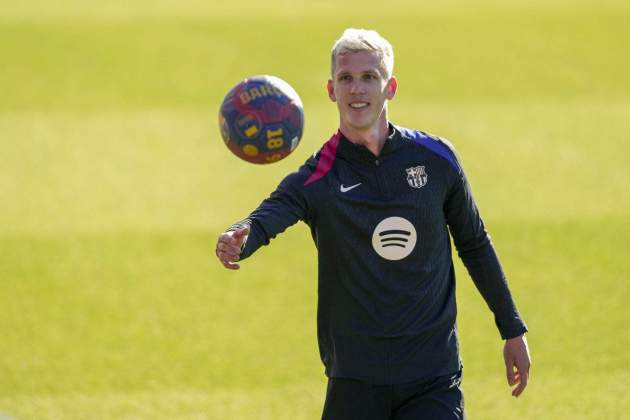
[1,0,629,418]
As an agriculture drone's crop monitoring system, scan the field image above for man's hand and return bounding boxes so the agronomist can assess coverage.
[215,226,250,270]
[503,334,531,397]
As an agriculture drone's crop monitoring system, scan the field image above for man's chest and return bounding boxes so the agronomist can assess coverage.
[308,153,453,255]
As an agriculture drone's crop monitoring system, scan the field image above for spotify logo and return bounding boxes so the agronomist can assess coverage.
[371,217,417,261]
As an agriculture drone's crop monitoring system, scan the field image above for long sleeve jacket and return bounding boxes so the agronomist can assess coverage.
[230,124,527,385]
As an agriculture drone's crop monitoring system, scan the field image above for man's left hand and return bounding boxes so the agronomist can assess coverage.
[503,334,531,397]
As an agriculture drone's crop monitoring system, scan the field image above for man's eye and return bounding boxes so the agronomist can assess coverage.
[340,75,351,81]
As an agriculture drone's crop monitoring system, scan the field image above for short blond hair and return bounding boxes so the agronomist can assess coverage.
[331,28,394,79]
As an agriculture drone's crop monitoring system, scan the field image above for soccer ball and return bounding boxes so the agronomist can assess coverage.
[219,75,304,164]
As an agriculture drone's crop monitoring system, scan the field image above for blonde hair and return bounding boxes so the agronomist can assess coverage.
[331,28,394,79]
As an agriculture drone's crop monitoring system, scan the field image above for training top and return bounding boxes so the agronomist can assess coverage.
[229,124,528,385]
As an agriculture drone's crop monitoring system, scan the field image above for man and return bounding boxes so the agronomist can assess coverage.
[216,28,531,419]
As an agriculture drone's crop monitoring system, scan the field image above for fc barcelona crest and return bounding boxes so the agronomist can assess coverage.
[406,166,428,189]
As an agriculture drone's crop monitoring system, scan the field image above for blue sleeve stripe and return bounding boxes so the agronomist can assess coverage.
[400,127,461,173]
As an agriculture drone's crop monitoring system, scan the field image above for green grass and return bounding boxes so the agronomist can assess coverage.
[1,0,629,418]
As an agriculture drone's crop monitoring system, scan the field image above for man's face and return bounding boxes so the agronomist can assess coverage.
[327,50,397,134]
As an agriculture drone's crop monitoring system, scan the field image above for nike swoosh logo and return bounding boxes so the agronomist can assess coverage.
[340,183,362,193]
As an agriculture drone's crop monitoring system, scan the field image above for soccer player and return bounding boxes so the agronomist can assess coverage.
[215,28,531,419]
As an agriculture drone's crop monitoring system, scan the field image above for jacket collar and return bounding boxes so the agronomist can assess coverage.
[336,123,403,163]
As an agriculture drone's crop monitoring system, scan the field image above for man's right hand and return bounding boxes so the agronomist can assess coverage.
[215,226,250,270]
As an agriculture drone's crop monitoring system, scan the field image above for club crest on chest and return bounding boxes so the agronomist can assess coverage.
[406,166,428,189]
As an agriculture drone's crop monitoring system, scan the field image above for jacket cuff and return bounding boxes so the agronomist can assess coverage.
[498,321,528,340]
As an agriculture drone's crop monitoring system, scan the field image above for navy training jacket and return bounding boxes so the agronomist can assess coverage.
[229,123,527,385]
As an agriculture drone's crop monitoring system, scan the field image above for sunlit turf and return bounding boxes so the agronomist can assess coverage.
[1,0,629,418]
[1,102,627,234]
[1,221,628,418]
[1,10,629,112]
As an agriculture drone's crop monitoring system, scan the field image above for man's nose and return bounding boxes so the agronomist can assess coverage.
[350,81,364,94]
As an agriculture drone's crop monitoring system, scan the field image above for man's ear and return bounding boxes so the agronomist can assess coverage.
[386,76,398,100]
[327,79,336,102]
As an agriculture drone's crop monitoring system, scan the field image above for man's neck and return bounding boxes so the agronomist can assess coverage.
[340,119,390,157]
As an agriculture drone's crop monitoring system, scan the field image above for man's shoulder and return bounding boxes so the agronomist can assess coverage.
[277,131,340,192]
[301,130,342,186]
[394,124,461,173]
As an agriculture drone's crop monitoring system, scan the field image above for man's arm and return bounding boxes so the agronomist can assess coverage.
[444,153,530,397]
[215,163,312,269]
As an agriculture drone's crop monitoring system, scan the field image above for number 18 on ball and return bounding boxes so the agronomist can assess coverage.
[219,75,304,164]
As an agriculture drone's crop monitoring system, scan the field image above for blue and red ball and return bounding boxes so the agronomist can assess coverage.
[219,75,304,164]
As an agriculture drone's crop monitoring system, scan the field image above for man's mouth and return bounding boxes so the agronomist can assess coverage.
[349,102,369,109]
